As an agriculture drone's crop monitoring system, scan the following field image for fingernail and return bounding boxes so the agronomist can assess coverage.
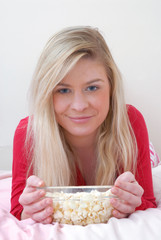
[116,181,121,187]
[46,199,52,205]
[110,198,116,205]
[46,217,52,224]
[38,181,43,186]
[111,187,118,194]
[113,210,118,216]
[47,207,53,214]
[39,190,45,196]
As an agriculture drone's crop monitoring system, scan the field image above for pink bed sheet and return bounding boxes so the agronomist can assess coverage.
[0,171,161,240]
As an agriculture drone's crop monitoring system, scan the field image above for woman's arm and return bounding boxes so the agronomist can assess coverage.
[10,117,29,220]
[110,105,156,218]
[10,118,53,223]
[128,105,156,210]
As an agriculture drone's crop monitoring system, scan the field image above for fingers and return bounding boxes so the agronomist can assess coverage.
[24,197,53,223]
[113,171,144,198]
[112,208,129,219]
[110,171,144,219]
[23,197,53,215]
[24,175,45,193]
[21,196,53,223]
[114,180,144,197]
[41,216,53,224]
[110,193,136,219]
[21,204,53,223]
[19,176,46,206]
[110,197,135,215]
[19,188,46,205]
[114,171,135,185]
[31,205,53,223]
[111,184,143,207]
[19,175,54,223]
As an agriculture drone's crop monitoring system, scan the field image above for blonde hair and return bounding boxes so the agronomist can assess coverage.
[26,26,137,186]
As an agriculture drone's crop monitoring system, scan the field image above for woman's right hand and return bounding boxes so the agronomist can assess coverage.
[19,175,53,224]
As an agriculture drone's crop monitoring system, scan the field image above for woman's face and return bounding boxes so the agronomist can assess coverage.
[53,57,110,140]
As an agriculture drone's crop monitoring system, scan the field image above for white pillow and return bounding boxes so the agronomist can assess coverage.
[152,165,161,205]
[150,142,160,167]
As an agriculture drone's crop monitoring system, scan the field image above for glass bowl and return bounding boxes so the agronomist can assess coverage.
[39,185,116,225]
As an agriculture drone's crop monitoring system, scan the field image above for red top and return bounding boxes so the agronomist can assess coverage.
[10,105,156,220]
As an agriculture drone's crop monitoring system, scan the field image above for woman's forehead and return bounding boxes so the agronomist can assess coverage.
[59,58,108,85]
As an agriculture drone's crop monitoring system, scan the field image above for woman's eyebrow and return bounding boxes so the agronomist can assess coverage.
[57,79,104,87]
[57,83,71,87]
[86,79,104,85]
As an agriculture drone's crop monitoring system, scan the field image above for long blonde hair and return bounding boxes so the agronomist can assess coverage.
[26,26,137,186]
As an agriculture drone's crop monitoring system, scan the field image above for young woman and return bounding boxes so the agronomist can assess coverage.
[10,26,156,224]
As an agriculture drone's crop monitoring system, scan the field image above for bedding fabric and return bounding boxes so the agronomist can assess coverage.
[0,170,161,240]
[0,207,161,240]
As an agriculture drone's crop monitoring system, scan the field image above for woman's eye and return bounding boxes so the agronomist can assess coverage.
[57,88,70,94]
[86,86,98,91]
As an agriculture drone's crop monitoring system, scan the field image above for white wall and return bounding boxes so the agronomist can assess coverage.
[0,0,161,169]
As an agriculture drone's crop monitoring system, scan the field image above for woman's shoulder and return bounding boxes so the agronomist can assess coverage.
[16,117,29,129]
[126,104,148,139]
[14,117,29,139]
[126,104,145,126]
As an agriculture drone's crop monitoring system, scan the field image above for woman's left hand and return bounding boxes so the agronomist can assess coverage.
[110,171,144,219]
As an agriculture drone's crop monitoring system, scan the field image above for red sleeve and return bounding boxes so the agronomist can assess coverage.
[10,117,32,220]
[10,117,86,220]
[127,105,157,210]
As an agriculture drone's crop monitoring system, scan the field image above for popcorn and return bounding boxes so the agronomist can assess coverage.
[46,189,115,226]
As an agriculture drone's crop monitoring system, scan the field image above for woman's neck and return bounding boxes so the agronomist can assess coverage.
[63,130,98,151]
[63,131,98,185]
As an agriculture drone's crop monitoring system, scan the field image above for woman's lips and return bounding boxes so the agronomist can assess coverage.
[68,116,93,123]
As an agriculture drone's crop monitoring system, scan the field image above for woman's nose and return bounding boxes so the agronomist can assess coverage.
[71,92,88,111]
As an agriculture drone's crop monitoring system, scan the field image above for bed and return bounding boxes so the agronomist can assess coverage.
[0,149,161,240]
